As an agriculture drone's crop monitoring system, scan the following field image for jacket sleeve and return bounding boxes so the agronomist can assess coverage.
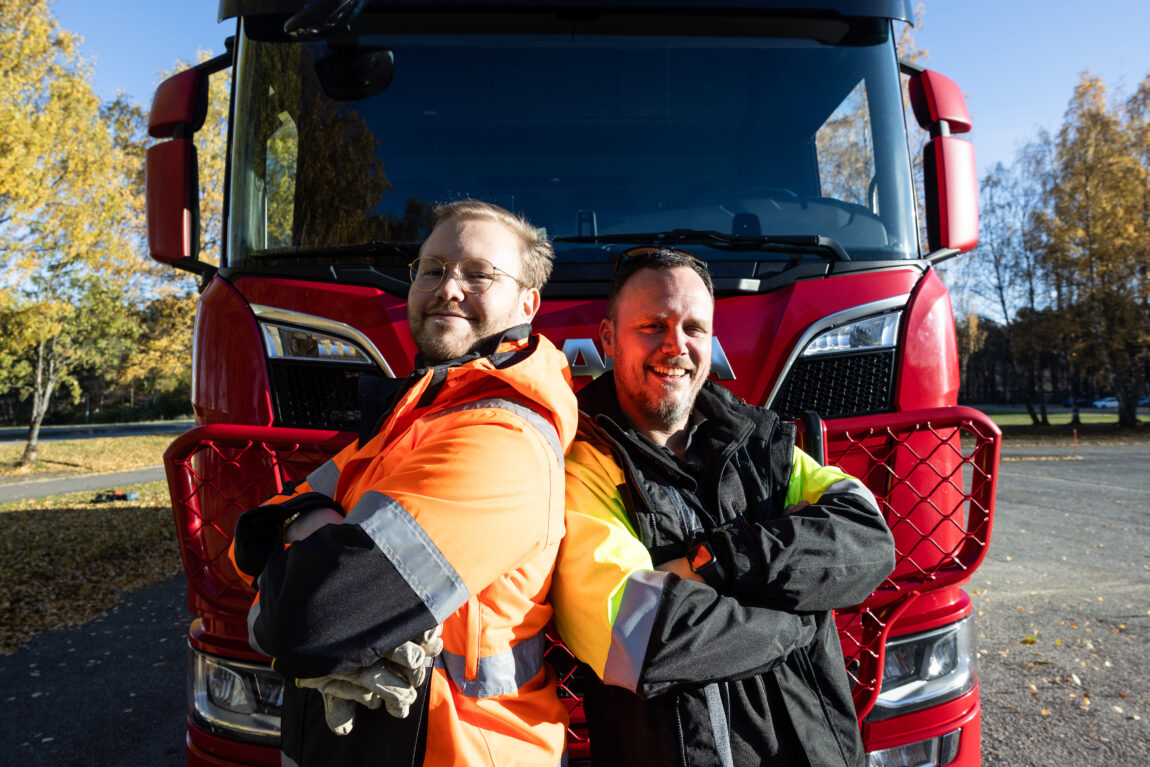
[703,446,896,612]
[245,405,565,678]
[552,438,817,700]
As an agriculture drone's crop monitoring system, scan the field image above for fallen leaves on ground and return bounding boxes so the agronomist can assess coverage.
[0,435,172,477]
[0,481,181,653]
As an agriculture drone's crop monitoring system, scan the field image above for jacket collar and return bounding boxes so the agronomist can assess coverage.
[359,323,535,446]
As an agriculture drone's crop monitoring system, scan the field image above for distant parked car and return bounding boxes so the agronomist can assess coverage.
[1092,396,1119,408]
[1062,397,1092,408]
[1139,395,1149,407]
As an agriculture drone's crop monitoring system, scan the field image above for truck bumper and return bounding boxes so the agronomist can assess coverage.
[863,684,980,766]
[187,719,279,767]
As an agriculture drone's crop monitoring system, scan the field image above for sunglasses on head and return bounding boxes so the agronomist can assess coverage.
[614,246,706,272]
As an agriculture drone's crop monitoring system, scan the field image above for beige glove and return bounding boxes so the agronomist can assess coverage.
[296,625,444,734]
[296,663,416,734]
[384,624,445,687]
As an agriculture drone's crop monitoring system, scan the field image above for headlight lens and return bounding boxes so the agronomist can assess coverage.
[801,311,901,356]
[869,617,975,720]
[260,321,374,364]
[189,649,284,744]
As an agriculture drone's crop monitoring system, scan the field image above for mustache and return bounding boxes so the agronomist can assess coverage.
[423,300,474,319]
[654,356,696,373]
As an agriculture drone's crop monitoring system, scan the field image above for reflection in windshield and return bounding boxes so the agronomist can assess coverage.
[228,24,916,267]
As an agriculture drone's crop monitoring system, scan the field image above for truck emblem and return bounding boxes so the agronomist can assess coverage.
[561,338,735,380]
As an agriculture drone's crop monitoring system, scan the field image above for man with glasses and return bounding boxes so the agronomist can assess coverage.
[551,248,896,766]
[230,200,578,766]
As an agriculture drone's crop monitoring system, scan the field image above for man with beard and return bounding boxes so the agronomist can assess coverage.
[229,200,578,766]
[551,248,896,766]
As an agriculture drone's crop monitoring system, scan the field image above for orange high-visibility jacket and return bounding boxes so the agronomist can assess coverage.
[231,329,577,766]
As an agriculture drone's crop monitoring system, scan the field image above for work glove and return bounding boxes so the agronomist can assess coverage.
[296,625,444,735]
[384,624,445,687]
[297,663,417,734]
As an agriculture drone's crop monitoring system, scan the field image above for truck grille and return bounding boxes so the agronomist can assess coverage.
[267,360,370,431]
[772,349,894,419]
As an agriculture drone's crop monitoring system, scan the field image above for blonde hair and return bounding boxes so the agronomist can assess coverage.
[430,200,554,290]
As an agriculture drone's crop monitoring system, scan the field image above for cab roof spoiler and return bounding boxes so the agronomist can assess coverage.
[219,0,913,24]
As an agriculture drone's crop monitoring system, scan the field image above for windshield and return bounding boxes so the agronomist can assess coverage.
[227,12,918,273]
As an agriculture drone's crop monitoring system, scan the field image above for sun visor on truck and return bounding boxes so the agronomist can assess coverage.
[220,0,913,24]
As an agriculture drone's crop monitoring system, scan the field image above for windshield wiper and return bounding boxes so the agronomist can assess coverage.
[553,229,850,261]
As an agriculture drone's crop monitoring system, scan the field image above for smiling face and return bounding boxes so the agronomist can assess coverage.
[407,217,540,364]
[600,266,714,447]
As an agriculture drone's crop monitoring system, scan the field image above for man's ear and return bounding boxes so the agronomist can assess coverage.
[599,318,615,357]
[519,287,542,322]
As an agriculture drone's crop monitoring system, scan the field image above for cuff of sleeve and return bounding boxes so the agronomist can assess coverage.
[234,492,344,578]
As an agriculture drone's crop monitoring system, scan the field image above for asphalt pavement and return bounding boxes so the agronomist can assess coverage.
[0,467,167,503]
[0,441,1146,765]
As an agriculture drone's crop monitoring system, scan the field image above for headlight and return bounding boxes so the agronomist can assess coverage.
[868,617,975,720]
[260,321,374,365]
[189,648,283,744]
[801,311,901,356]
[868,729,961,767]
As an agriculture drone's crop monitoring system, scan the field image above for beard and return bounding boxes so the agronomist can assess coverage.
[408,299,514,365]
[635,390,695,432]
[616,355,707,433]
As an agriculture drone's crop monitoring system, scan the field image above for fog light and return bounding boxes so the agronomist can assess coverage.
[868,729,961,767]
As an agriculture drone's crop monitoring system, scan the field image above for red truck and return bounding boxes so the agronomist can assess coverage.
[148,2,1000,765]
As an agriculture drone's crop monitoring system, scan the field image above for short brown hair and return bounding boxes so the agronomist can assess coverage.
[606,247,714,320]
[430,200,554,290]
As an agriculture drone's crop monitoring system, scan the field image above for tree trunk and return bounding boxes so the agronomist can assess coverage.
[19,337,60,468]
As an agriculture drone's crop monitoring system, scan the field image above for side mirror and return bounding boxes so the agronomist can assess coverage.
[144,50,230,272]
[902,64,979,256]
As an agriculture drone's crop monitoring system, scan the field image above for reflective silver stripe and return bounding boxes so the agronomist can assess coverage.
[247,589,270,656]
[304,459,340,498]
[603,570,669,692]
[434,631,547,698]
[823,477,880,509]
[345,490,469,623]
[704,683,735,767]
[428,397,564,468]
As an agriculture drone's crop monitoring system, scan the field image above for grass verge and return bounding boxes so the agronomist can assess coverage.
[0,480,182,654]
[0,434,172,478]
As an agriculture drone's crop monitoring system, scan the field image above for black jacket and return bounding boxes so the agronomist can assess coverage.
[553,374,896,766]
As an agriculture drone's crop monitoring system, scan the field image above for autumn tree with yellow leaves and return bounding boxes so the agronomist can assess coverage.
[961,71,1149,424]
[0,0,148,464]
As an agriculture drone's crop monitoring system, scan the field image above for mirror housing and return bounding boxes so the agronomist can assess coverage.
[903,63,979,256]
[144,50,231,272]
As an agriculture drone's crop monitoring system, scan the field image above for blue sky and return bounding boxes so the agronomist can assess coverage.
[52,0,1150,178]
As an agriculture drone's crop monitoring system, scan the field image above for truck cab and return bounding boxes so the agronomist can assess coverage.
[150,2,998,765]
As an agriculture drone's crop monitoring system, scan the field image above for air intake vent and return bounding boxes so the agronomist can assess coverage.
[773,349,894,420]
[268,360,374,430]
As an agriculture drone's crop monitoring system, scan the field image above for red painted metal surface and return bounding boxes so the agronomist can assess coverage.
[908,69,973,134]
[148,68,204,138]
[145,139,196,263]
[896,269,960,411]
[192,278,277,428]
[927,135,980,253]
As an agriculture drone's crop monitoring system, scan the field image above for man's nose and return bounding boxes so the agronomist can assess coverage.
[435,263,466,302]
[661,327,688,355]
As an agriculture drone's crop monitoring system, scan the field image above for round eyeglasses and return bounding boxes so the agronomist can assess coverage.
[408,257,524,295]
